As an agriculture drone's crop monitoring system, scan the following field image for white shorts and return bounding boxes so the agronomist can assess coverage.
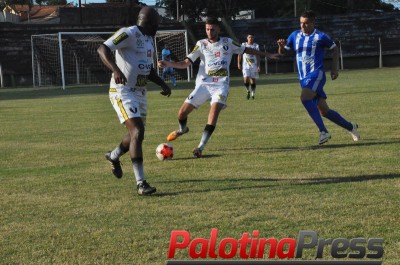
[185,83,229,108]
[242,68,259,79]
[109,85,147,124]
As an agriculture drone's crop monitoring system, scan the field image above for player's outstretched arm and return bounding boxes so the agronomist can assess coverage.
[158,58,192,69]
[148,67,171,97]
[243,47,280,60]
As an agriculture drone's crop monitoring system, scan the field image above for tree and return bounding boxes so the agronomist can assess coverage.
[158,0,397,20]
[158,0,245,21]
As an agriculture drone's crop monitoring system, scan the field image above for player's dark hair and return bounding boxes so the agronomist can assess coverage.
[301,10,316,20]
[205,17,219,26]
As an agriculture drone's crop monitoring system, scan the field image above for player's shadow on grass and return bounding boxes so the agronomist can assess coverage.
[218,138,400,154]
[330,89,399,96]
[171,154,221,160]
[153,173,400,196]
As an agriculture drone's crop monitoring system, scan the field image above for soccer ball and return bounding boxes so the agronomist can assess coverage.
[156,143,174,160]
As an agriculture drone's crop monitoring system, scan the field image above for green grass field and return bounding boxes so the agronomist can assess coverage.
[1,68,399,264]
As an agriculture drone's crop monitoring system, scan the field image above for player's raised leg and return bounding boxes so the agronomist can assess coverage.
[105,134,130,178]
[318,98,360,141]
[193,102,223,158]
[301,89,330,144]
[250,81,256,99]
[167,102,194,141]
[244,78,250,100]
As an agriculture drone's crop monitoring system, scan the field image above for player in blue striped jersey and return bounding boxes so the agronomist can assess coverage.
[277,10,360,145]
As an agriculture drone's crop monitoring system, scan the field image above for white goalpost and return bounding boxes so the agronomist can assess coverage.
[31,30,189,89]
[31,32,112,89]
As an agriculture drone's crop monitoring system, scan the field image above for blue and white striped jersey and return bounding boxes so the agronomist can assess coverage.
[284,29,336,80]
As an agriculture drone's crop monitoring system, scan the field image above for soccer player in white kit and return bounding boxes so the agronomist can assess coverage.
[97,7,171,195]
[158,17,279,158]
[238,34,260,99]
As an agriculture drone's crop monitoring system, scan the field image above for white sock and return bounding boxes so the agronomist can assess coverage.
[132,160,145,184]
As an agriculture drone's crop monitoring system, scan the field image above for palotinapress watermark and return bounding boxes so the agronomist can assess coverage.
[166,229,384,265]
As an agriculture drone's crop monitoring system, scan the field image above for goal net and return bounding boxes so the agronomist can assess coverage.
[154,30,190,84]
[31,30,189,89]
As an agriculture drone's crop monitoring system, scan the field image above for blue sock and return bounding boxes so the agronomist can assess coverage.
[302,100,328,132]
[171,76,176,86]
[324,109,353,131]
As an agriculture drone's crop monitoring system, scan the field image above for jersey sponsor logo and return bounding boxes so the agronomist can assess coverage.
[130,107,138,113]
[138,64,152,70]
[190,45,199,53]
[112,32,128,45]
[312,40,318,47]
[300,55,314,64]
[136,75,148,87]
[213,77,219,82]
[138,59,152,70]
[223,45,229,51]
[137,39,144,48]
[214,51,220,58]
[207,58,228,68]
[208,69,228,76]
[246,58,255,64]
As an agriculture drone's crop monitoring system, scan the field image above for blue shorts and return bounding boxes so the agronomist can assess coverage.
[300,70,327,100]
[163,67,174,75]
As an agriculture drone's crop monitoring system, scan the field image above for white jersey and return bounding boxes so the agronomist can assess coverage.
[187,37,245,85]
[103,26,154,88]
[241,42,259,70]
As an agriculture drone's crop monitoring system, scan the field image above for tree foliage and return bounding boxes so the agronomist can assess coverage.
[157,0,398,20]
[157,0,244,21]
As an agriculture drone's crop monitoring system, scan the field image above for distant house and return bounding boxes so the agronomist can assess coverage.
[0,2,146,25]
[2,4,73,23]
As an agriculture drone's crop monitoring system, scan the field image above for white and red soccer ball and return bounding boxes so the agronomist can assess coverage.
[156,143,174,160]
